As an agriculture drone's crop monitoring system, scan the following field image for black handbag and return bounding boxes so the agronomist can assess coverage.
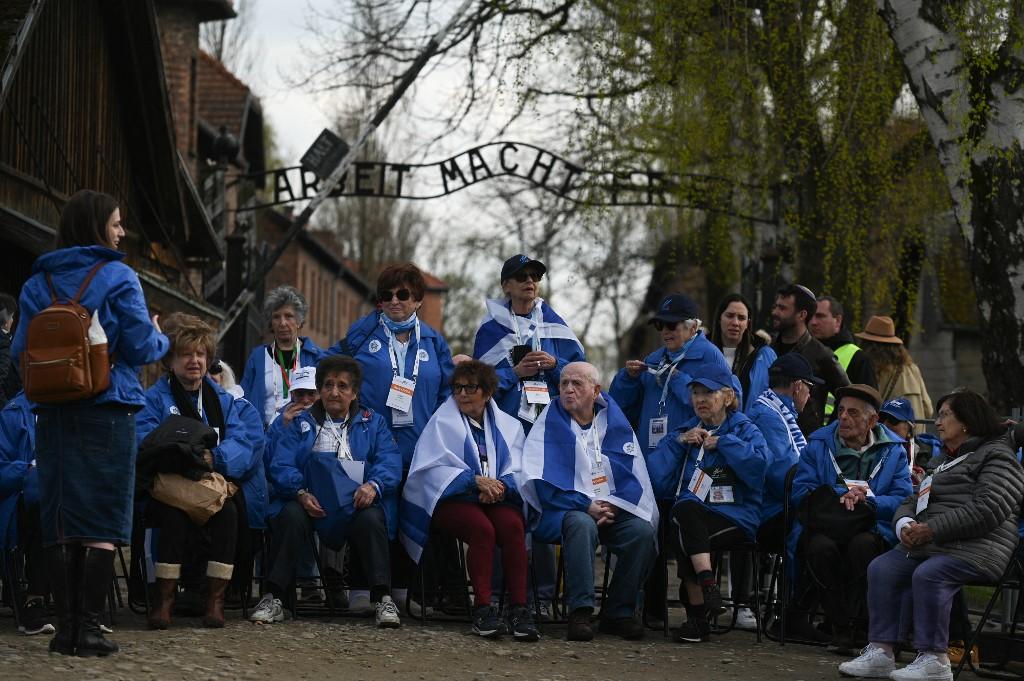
[798,484,875,544]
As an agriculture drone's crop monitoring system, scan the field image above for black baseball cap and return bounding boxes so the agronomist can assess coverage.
[500,254,547,282]
[768,353,824,385]
[649,294,700,324]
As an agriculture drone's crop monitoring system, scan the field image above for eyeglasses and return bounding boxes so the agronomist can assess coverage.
[935,409,955,421]
[452,383,481,395]
[378,288,412,303]
[652,320,680,331]
[513,271,543,283]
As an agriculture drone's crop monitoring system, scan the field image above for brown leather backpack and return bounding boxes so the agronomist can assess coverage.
[22,261,111,404]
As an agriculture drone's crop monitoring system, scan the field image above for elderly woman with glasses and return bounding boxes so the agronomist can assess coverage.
[401,360,539,641]
[240,286,325,429]
[473,254,585,430]
[329,263,454,468]
[610,294,733,453]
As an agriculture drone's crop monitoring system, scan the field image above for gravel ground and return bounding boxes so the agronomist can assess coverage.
[0,608,890,681]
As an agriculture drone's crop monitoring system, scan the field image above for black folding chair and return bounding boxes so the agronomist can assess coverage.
[955,540,1024,680]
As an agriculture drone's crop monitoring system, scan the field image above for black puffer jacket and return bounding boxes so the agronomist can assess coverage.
[893,431,1024,580]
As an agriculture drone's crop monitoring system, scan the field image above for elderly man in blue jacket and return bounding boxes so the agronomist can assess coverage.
[789,384,912,654]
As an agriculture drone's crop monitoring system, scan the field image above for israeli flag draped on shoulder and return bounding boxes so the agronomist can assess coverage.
[400,396,527,563]
[519,392,658,529]
[474,298,583,367]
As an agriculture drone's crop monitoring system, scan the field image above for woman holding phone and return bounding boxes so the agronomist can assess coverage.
[472,254,585,431]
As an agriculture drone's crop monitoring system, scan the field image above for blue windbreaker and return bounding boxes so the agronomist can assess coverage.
[239,337,325,429]
[746,391,801,522]
[739,345,777,412]
[327,312,454,467]
[609,332,734,452]
[646,410,769,539]
[12,246,169,407]
[136,376,268,529]
[0,393,35,551]
[266,404,402,539]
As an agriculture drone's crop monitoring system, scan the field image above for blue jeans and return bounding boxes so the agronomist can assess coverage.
[867,549,984,653]
[561,509,656,619]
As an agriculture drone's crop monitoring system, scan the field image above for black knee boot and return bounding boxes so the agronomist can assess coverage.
[44,545,77,655]
[76,547,118,657]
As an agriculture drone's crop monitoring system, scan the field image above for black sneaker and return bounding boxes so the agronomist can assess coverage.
[507,605,540,642]
[566,607,594,642]
[701,583,726,614]
[472,605,503,638]
[676,619,711,643]
[598,617,645,640]
[19,598,55,636]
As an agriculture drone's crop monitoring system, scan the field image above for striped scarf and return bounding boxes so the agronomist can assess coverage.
[757,389,808,454]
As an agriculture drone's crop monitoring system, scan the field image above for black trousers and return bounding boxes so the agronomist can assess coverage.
[671,501,747,582]
[17,497,48,597]
[151,498,238,568]
[267,501,390,600]
[801,530,885,631]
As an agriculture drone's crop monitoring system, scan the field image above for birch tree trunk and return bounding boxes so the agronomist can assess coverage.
[877,0,1024,411]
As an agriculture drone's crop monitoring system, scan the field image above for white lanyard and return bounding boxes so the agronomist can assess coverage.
[464,415,491,477]
[322,416,350,460]
[830,450,885,482]
[677,427,718,496]
[651,352,683,416]
[196,386,204,421]
[934,452,969,474]
[510,301,543,351]
[383,318,422,381]
[588,423,603,465]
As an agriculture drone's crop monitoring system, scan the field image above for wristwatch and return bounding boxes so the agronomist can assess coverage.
[296,488,308,498]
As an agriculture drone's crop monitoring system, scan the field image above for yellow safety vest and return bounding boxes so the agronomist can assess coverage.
[824,343,859,419]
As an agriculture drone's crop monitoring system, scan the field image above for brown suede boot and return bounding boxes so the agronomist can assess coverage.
[202,578,230,628]
[149,563,180,631]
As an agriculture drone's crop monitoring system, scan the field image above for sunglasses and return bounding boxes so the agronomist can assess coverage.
[452,383,481,395]
[513,270,544,283]
[208,362,223,376]
[378,288,412,303]
[652,320,680,331]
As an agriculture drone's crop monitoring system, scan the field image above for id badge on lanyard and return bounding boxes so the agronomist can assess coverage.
[523,381,550,405]
[587,427,611,498]
[832,453,880,497]
[917,452,968,514]
[649,361,677,448]
[680,434,716,500]
[384,321,420,427]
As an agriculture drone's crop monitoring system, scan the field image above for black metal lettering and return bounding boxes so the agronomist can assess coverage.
[329,172,347,197]
[301,169,320,199]
[355,162,376,195]
[274,169,296,204]
[527,150,556,187]
[646,171,669,205]
[389,164,411,197]
[439,157,468,194]
[559,162,583,196]
[467,148,493,183]
[499,143,519,173]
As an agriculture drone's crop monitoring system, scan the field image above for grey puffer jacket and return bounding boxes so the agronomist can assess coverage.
[893,432,1024,581]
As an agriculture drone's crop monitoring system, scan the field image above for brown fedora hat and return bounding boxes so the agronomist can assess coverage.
[835,384,883,411]
[855,315,903,345]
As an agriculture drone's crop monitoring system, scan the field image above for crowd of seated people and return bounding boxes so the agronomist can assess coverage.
[1,190,1021,681]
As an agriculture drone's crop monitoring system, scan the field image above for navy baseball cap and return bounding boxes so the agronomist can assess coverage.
[650,294,700,324]
[687,362,735,392]
[500,254,547,282]
[880,397,915,424]
[768,353,824,385]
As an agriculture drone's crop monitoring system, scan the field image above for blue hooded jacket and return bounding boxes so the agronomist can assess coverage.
[788,420,913,558]
[646,410,769,539]
[266,404,402,539]
[12,246,169,407]
[0,393,35,552]
[239,337,325,429]
[739,345,777,412]
[327,312,454,467]
[136,376,268,530]
[609,332,734,452]
[746,391,802,522]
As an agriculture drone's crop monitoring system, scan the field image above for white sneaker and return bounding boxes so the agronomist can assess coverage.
[249,594,286,623]
[838,644,896,678]
[889,653,953,681]
[735,607,758,631]
[375,595,401,629]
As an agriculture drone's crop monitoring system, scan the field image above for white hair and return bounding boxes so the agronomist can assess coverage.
[564,361,601,386]
[216,360,238,390]
[682,318,702,333]
[263,285,308,326]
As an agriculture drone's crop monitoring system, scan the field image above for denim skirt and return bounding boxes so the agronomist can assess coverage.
[35,404,136,546]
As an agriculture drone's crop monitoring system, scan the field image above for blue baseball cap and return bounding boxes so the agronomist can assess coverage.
[500,254,547,282]
[687,362,735,392]
[650,293,700,324]
[880,397,915,424]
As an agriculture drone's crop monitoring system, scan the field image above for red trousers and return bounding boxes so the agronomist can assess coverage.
[432,500,527,607]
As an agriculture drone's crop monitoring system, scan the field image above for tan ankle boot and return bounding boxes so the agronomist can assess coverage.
[148,577,178,630]
[202,562,233,629]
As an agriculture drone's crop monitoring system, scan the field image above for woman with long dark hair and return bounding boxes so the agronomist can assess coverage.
[709,293,776,412]
[12,190,168,656]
